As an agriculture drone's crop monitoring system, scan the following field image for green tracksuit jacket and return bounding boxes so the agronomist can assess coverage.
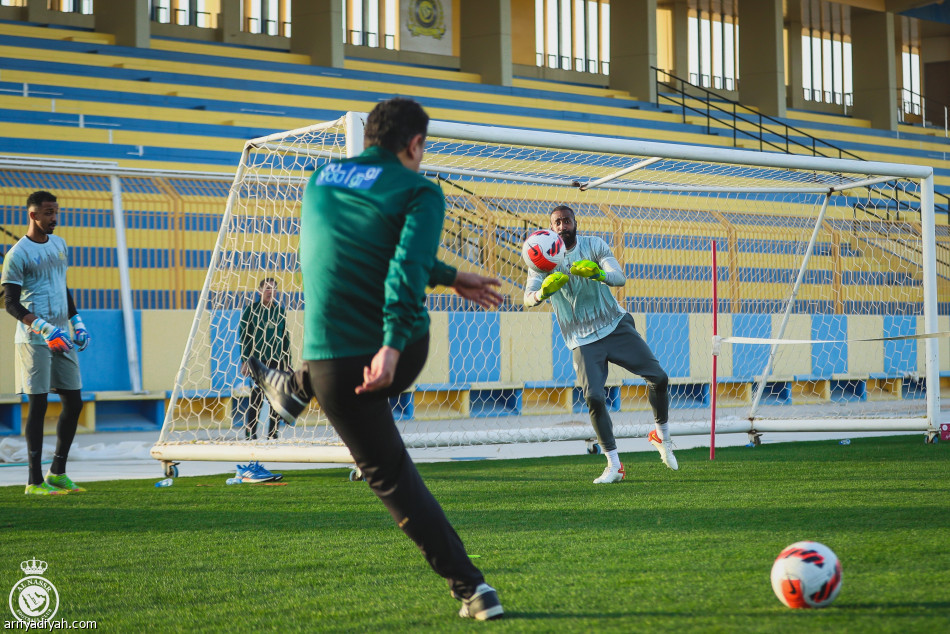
[300,145,457,361]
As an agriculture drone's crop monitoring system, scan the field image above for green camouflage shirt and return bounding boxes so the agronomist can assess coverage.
[240,300,291,367]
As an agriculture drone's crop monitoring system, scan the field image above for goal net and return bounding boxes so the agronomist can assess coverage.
[151,113,941,465]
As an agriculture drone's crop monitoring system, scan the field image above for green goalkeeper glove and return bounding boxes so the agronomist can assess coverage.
[570,259,606,282]
[538,272,569,300]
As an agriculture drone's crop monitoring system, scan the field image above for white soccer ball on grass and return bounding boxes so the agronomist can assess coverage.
[770,541,842,609]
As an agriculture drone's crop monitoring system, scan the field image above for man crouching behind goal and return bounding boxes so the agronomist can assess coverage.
[524,205,678,483]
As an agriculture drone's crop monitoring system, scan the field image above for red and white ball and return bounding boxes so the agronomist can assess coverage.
[522,229,565,273]
[770,541,843,609]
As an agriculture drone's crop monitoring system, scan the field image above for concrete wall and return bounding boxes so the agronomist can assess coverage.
[460,0,512,87]
[510,0,536,66]
[851,9,899,131]
[2,307,938,397]
[141,310,193,392]
[1,310,191,395]
[738,0,786,118]
[608,0,657,101]
[0,313,14,394]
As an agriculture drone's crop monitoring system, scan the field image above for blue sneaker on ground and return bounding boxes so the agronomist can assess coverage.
[251,461,283,482]
[235,461,282,483]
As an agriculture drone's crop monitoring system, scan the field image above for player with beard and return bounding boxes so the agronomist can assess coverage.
[2,190,90,495]
[523,205,677,483]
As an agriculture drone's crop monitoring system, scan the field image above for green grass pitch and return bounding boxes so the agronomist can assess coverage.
[1,435,949,632]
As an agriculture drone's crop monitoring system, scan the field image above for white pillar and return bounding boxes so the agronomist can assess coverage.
[109,175,143,393]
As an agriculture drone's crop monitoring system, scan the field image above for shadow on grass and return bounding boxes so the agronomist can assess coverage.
[837,601,950,611]
[2,503,947,535]
[503,610,643,620]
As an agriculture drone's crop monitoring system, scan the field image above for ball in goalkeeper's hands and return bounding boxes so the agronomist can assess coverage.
[522,230,565,273]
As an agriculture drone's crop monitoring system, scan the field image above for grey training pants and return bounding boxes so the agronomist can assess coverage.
[573,314,669,452]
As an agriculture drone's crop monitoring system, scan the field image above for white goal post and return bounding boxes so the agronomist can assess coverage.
[151,112,941,468]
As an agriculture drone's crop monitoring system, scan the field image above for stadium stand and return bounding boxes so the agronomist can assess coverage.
[0,21,946,179]
[1,15,948,433]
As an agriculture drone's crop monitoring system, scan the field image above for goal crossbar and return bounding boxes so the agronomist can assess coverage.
[245,117,934,180]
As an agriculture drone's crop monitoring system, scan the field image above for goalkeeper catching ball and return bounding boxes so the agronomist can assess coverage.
[524,205,678,483]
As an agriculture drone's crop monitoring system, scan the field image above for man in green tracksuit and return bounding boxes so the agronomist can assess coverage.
[248,98,505,620]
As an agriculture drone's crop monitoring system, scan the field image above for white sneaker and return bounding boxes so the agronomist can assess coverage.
[593,463,625,484]
[457,583,504,621]
[648,430,679,470]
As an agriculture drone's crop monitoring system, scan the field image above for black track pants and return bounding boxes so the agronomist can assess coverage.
[305,335,485,598]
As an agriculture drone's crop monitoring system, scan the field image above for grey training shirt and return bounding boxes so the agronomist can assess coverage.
[524,235,626,350]
[1,234,70,344]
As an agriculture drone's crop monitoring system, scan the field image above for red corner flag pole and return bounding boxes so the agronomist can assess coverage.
[710,240,718,460]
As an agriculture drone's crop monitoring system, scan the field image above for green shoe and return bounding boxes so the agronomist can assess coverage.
[45,472,86,493]
[25,482,68,496]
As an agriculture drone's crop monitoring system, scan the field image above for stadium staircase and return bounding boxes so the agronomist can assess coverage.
[653,67,950,218]
[653,67,950,303]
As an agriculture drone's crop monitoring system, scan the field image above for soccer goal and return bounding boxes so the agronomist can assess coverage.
[151,112,942,469]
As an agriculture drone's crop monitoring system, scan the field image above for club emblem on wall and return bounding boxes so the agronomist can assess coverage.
[408,0,446,40]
